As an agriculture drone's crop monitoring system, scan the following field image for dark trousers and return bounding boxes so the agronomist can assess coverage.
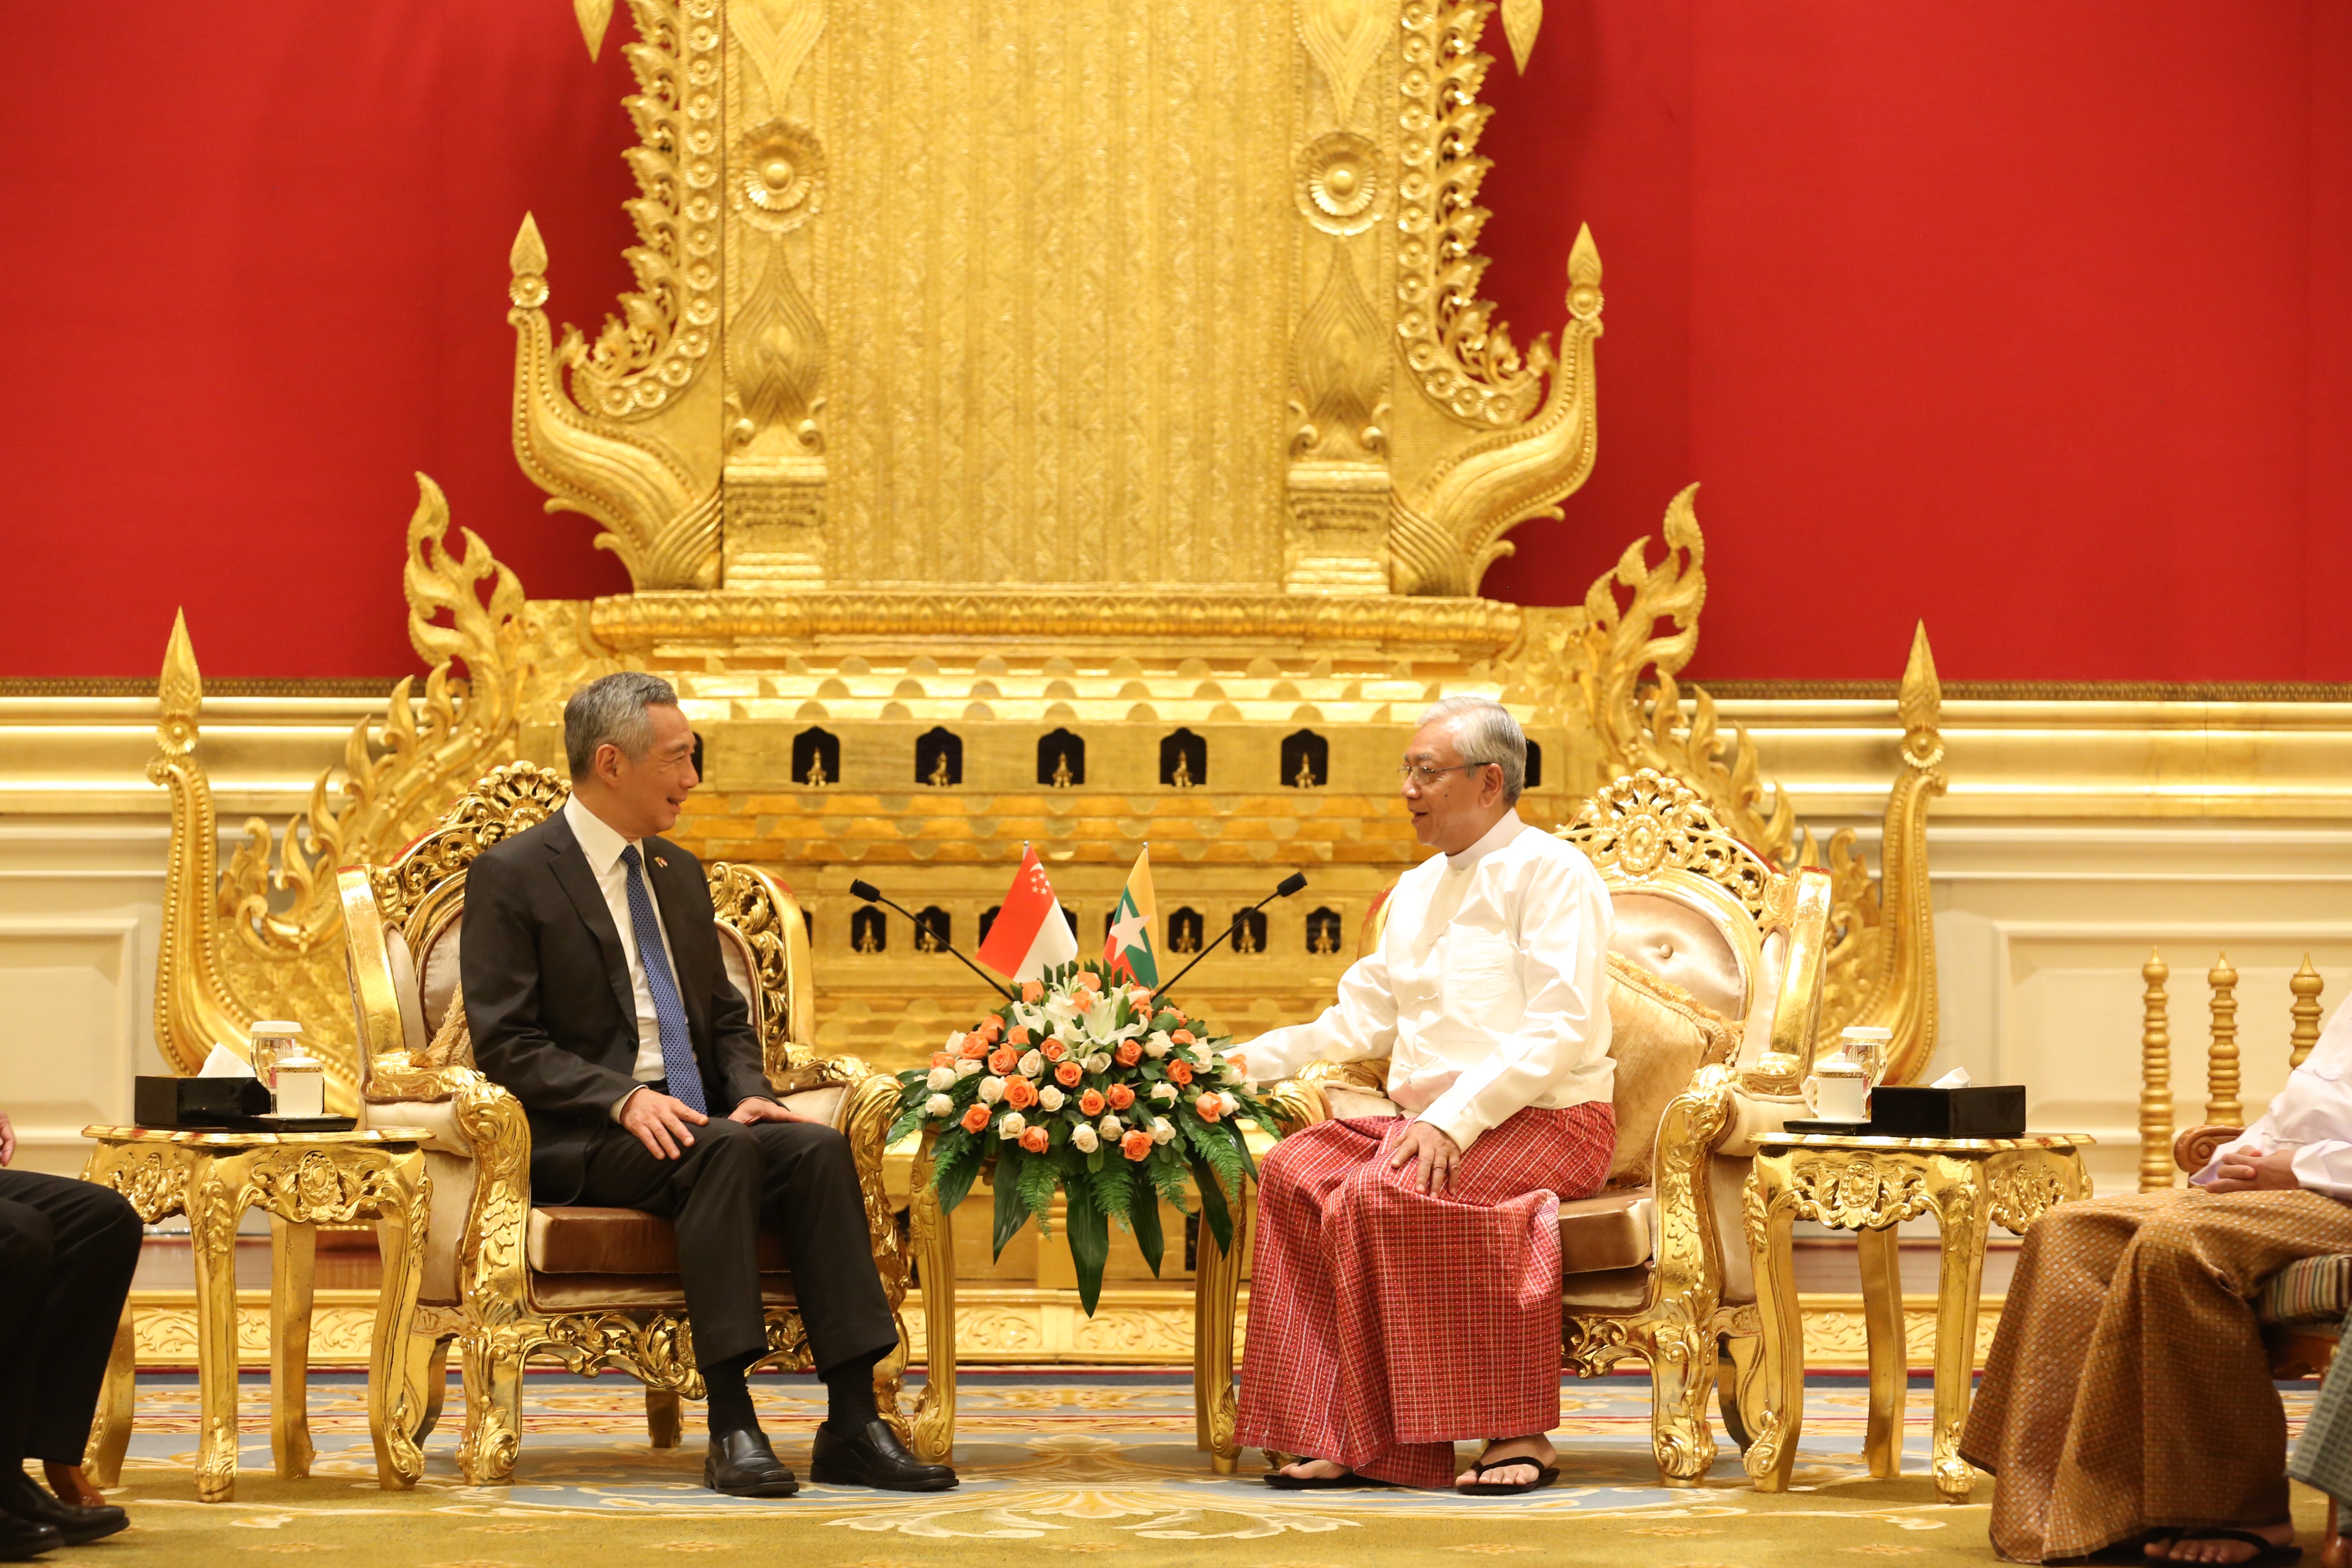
[0,1169,142,1468]
[575,1114,895,1374]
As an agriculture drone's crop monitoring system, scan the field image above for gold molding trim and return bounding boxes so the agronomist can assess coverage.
[0,677,411,699]
[121,1285,2000,1373]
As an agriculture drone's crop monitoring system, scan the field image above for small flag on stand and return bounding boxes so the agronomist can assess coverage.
[976,844,1080,983]
[1102,846,1160,987]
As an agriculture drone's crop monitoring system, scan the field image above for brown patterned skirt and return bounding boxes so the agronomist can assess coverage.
[1961,1187,2352,1562]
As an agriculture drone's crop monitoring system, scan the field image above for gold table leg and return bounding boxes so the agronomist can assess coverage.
[1742,1151,1804,1492]
[1927,1156,1990,1503]
[1194,1174,1249,1474]
[902,1135,957,1467]
[1855,1223,1906,1479]
[362,1150,429,1489]
[270,1216,317,1479]
[186,1156,249,1503]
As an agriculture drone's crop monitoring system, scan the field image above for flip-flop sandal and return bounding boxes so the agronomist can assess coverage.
[1262,1467,1385,1491]
[1454,1453,1561,1496]
[2163,1530,2302,1567]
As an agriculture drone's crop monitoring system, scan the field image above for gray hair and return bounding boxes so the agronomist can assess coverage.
[1417,695,1526,804]
[564,671,680,779]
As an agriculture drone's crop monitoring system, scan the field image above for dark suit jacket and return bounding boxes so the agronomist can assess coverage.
[461,810,773,1205]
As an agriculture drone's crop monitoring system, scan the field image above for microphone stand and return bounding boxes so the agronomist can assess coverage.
[850,880,1015,1002]
[1154,872,1308,1008]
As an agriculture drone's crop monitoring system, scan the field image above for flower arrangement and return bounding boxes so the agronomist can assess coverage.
[890,960,1283,1313]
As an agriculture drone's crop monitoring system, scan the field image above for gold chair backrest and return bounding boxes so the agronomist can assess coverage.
[343,761,819,1091]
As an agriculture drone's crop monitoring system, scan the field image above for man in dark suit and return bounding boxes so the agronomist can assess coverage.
[462,672,953,1496]
[0,1105,138,1557]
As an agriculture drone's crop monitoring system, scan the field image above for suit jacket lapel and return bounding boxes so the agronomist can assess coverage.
[543,813,637,1028]
[646,840,710,1045]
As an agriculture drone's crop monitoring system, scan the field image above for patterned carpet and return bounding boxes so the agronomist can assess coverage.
[55,1373,2334,1567]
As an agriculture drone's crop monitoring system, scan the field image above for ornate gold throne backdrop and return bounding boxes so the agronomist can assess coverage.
[147,0,1945,1330]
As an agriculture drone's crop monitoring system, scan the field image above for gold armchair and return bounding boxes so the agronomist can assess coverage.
[1202,768,1832,1484]
[337,762,911,1483]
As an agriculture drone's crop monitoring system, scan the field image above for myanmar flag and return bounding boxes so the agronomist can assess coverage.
[1102,847,1160,987]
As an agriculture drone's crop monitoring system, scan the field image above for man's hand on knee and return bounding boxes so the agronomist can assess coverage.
[728,1097,817,1127]
[1389,1120,1462,1194]
[621,1089,709,1160]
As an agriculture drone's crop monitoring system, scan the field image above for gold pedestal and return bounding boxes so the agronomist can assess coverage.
[77,1126,432,1502]
[1742,1131,2091,1502]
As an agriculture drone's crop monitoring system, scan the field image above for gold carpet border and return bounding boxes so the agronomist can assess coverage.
[124,1286,1997,1372]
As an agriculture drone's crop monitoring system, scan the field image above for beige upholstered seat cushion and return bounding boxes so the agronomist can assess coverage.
[1609,891,1745,1020]
[1558,1189,1655,1274]
[528,1206,790,1274]
[416,914,464,1038]
[385,927,431,1057]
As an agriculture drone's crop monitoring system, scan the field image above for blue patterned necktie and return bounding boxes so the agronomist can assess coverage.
[620,845,706,1113]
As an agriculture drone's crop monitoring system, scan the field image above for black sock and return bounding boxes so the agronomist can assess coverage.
[702,1350,762,1439]
[821,1349,884,1430]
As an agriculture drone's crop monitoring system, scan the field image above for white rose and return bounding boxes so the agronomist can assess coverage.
[1084,1052,1112,1074]
[944,1031,969,1054]
[1038,1085,1065,1112]
[956,1058,983,1080]
[1150,1082,1177,1104]
[1218,1061,1241,1083]
[1018,1049,1045,1078]
[926,1066,956,1091]
[924,1093,954,1119]
[978,1076,1005,1105]
[1151,1117,1176,1145]
[1070,1123,1100,1154]
[1099,1115,1124,1142]
[998,1111,1025,1140]
[1144,1032,1171,1059]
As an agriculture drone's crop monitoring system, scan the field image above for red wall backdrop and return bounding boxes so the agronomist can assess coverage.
[3,2,2347,682]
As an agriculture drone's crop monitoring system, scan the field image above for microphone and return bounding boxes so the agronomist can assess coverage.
[849,880,1015,1001]
[1155,871,1309,1004]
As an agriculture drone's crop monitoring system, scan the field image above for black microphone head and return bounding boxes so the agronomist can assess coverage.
[1275,872,1308,898]
[849,880,882,903]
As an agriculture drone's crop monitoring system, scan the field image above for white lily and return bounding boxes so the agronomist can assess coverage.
[924,1093,954,1119]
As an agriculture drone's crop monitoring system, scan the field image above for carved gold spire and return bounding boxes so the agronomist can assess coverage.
[573,0,614,61]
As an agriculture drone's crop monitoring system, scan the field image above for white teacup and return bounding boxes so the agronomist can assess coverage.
[1802,1059,1872,1123]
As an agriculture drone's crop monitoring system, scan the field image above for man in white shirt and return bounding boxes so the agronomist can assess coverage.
[1962,999,2352,1563]
[463,673,955,1498]
[1236,696,1616,1494]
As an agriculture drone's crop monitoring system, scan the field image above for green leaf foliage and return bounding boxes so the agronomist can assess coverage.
[992,1144,1029,1260]
[1129,1180,1165,1277]
[1018,1146,1060,1236]
[1065,1173,1112,1315]
[933,1133,983,1217]
[1190,1156,1234,1253]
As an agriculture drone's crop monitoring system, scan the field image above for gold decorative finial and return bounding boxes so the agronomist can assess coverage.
[2206,952,2242,1126]
[1566,223,1603,322]
[509,212,549,309]
[157,608,203,746]
[1899,622,1944,768]
[1500,0,1543,73]
[574,0,614,62]
[2291,955,2325,1069]
[2138,949,2172,1191]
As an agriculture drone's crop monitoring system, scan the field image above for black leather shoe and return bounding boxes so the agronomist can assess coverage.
[0,1474,122,1548]
[809,1419,958,1491]
[0,1515,60,1562]
[702,1428,799,1497]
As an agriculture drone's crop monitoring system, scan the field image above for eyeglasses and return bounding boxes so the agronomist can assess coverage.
[1396,762,1487,788]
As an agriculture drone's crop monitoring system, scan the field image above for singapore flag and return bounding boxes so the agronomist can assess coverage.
[975,845,1080,983]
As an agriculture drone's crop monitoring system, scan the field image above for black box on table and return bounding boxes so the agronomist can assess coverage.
[134,1074,272,1129]
[1867,1084,2027,1139]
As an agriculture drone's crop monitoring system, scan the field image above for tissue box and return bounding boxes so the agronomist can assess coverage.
[1867,1085,2027,1139]
[134,1075,273,1129]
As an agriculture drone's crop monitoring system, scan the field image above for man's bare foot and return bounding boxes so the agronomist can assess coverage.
[2143,1523,2294,1564]
[1274,1458,1350,1483]
[1457,1434,1556,1490]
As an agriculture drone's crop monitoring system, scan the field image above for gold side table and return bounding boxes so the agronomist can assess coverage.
[1742,1130,2092,1502]
[76,1125,432,1502]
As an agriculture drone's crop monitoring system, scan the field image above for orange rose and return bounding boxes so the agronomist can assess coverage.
[960,1103,992,1134]
[1196,1093,1224,1123]
[958,1035,988,1060]
[1007,1025,1032,1045]
[1055,1061,1083,1088]
[1076,970,1102,993]
[1004,1077,1038,1110]
[931,1051,953,1069]
[1131,987,1154,1005]
[978,1018,1004,1041]
[1107,1084,1134,1111]
[1019,1126,1050,1154]
[1022,981,1044,1004]
[1120,1130,1154,1162]
[1171,1028,1196,1046]
[1041,1040,1069,1062]
[1078,1089,1106,1118]
[1114,1040,1143,1067]
[989,1047,1020,1076]
[1166,1060,1193,1086]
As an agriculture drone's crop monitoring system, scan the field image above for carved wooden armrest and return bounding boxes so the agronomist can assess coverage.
[2176,1123,2244,1174]
[1646,1064,1745,1323]
[365,1056,481,1105]
[1263,1058,1397,1134]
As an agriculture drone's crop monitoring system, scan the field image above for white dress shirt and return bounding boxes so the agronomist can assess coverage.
[1245,810,1615,1151]
[2194,995,2352,1200]
[562,793,682,1115]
